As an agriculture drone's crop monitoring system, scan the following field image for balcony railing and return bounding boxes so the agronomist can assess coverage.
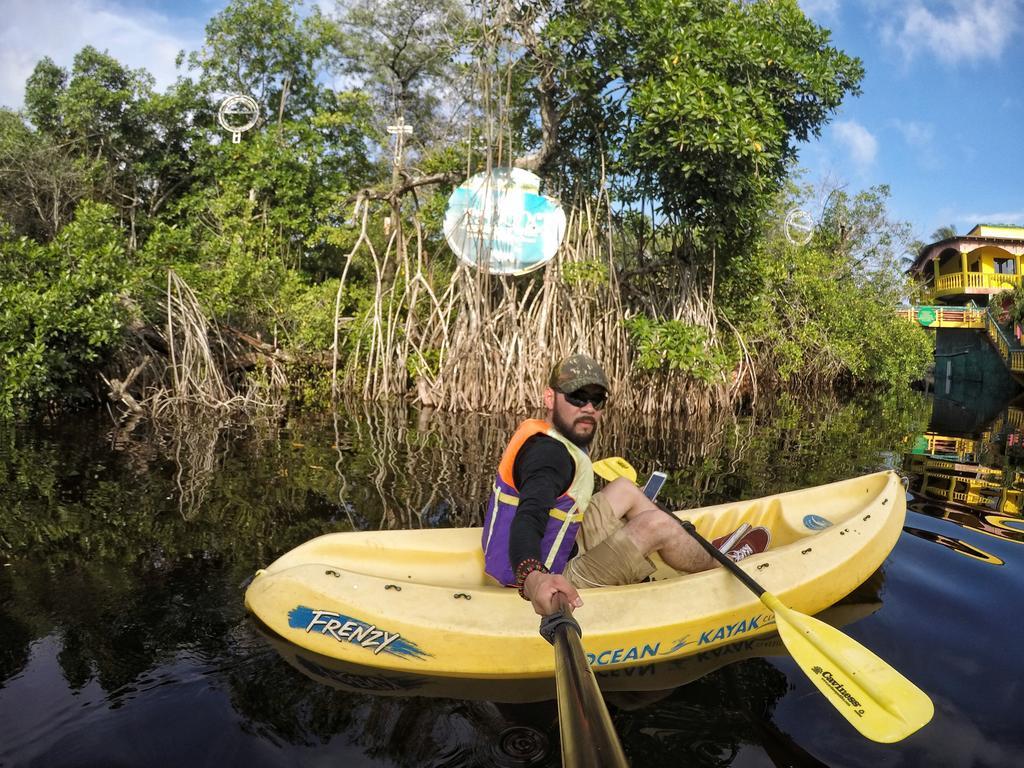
[896,305,985,328]
[919,433,978,460]
[934,271,1021,293]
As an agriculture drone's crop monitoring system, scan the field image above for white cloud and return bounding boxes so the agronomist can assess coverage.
[891,118,941,169]
[832,120,878,168]
[891,119,933,148]
[882,0,1020,66]
[0,0,202,109]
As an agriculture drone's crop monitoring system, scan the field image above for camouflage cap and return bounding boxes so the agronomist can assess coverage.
[548,354,610,394]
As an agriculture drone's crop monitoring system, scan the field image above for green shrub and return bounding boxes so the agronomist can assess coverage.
[625,315,733,382]
[0,202,132,414]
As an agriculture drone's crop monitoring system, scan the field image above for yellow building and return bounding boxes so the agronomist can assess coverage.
[909,224,1024,304]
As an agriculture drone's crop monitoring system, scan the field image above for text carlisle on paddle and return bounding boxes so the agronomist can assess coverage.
[813,665,866,716]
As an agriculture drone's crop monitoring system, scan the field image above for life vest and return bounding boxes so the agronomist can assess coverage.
[481,419,594,585]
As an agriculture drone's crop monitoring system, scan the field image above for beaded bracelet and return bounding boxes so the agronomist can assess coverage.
[515,558,548,600]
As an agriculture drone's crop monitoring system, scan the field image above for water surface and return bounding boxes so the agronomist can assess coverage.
[2,393,1022,767]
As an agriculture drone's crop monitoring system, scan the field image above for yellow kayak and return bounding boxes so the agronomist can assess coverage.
[244,471,905,678]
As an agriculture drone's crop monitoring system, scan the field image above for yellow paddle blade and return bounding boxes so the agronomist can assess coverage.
[762,593,933,743]
[592,456,637,483]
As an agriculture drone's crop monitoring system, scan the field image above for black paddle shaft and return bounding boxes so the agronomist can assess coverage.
[546,595,629,768]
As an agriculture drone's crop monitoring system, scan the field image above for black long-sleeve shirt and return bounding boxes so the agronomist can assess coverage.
[508,433,578,570]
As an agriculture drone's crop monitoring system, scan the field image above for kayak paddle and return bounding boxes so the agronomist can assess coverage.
[540,594,629,767]
[596,457,934,743]
[592,456,637,483]
[681,518,933,743]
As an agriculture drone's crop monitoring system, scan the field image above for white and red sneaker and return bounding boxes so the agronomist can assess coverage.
[712,524,771,562]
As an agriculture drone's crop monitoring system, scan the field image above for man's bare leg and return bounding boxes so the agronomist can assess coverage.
[598,477,715,572]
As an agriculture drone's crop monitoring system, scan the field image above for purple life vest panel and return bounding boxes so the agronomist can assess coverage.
[481,420,593,585]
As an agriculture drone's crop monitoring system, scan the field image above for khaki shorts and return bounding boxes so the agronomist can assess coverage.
[565,491,655,588]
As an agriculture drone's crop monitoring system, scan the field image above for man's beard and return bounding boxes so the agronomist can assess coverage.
[552,409,597,448]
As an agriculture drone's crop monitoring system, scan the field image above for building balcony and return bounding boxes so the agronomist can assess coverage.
[923,271,1020,302]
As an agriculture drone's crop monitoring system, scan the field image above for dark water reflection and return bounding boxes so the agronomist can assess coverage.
[2,392,1024,767]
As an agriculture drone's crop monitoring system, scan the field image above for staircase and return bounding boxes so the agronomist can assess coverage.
[901,304,1024,381]
[981,309,1024,375]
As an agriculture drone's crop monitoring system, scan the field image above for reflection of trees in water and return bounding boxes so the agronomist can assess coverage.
[321,392,929,528]
[108,401,515,529]
[2,558,244,696]
[225,649,822,767]
[165,414,228,520]
[3,391,922,555]
[337,401,519,528]
[0,597,32,687]
[597,392,930,509]
[613,659,800,768]
[70,391,932,530]
[227,647,559,767]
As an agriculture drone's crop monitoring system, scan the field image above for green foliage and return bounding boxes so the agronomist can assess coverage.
[625,315,733,382]
[170,88,376,277]
[21,49,165,232]
[719,184,932,390]
[993,284,1024,327]
[538,0,863,250]
[277,278,342,352]
[408,348,442,380]
[667,391,933,507]
[324,0,470,149]
[931,224,958,241]
[0,202,132,414]
[188,0,328,119]
[815,184,915,276]
[562,259,609,287]
[0,0,921,415]
[0,108,87,241]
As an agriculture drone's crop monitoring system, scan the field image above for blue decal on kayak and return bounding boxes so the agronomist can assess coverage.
[696,613,774,647]
[803,514,833,530]
[288,606,430,660]
[664,636,692,655]
[586,643,661,667]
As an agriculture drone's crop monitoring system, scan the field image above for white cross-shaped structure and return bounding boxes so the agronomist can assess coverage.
[386,117,413,167]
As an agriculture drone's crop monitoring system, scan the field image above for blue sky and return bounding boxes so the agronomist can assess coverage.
[2,0,1022,243]
[797,0,1024,240]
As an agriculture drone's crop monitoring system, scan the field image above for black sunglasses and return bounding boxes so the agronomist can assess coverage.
[562,389,607,410]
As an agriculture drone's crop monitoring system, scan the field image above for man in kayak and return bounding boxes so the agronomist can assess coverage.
[482,353,769,616]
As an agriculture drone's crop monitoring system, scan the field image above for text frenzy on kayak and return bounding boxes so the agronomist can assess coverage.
[287,606,430,659]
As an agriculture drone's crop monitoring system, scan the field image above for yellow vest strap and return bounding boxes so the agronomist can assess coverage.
[548,507,585,523]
